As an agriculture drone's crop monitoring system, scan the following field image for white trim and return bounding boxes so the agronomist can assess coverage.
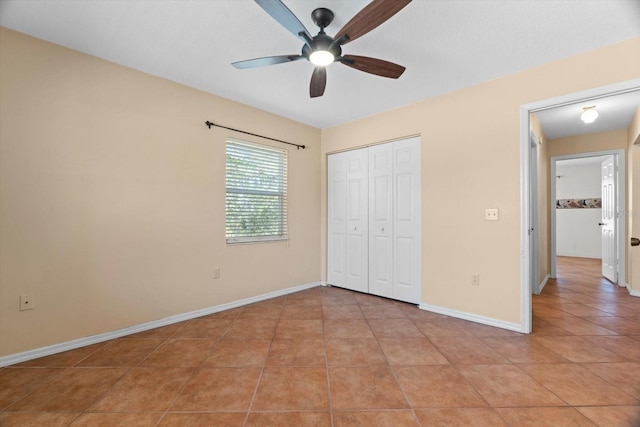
[530,131,540,296]
[550,158,557,279]
[627,284,640,297]
[519,103,533,333]
[418,303,523,333]
[519,78,640,335]
[539,274,551,294]
[0,281,321,368]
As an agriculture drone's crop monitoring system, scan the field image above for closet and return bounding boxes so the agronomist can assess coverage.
[327,137,421,303]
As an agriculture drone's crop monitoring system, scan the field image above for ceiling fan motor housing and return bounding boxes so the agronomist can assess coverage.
[308,32,341,59]
[311,8,334,29]
[305,8,341,60]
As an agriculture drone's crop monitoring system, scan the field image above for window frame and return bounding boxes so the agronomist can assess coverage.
[225,138,288,245]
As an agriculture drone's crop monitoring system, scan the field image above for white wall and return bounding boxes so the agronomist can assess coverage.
[555,159,606,258]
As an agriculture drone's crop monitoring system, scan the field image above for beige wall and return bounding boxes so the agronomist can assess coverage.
[321,38,640,324]
[2,27,639,357]
[530,113,550,289]
[0,28,321,357]
[629,107,640,293]
[547,129,628,158]
[548,129,629,283]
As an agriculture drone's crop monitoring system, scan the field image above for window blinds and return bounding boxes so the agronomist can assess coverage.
[225,140,288,243]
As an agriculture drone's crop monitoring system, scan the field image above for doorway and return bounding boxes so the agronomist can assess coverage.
[550,152,625,285]
[519,78,640,333]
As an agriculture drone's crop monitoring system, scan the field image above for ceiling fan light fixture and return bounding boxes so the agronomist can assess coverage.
[233,0,411,97]
[310,50,334,66]
[580,106,598,124]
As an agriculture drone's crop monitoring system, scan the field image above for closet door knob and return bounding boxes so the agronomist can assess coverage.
[353,226,357,231]
[381,227,385,232]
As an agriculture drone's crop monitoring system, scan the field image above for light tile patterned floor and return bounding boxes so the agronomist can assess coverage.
[1,256,639,426]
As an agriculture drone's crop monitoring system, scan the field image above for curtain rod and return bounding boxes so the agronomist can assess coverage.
[205,121,305,150]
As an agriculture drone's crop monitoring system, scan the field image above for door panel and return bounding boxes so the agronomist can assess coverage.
[395,237,413,287]
[369,144,393,298]
[331,235,345,275]
[601,156,616,283]
[393,137,421,303]
[327,153,347,287]
[396,173,413,221]
[345,149,369,293]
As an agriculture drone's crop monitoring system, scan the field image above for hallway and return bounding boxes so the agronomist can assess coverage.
[530,256,640,425]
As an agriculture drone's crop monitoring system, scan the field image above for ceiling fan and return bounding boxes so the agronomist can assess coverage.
[232,0,411,98]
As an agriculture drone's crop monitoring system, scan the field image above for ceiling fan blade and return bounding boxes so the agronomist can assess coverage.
[310,67,327,98]
[334,0,411,45]
[340,55,406,78]
[254,0,313,44]
[232,54,303,69]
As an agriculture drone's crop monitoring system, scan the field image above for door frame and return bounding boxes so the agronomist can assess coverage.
[529,131,540,295]
[550,150,626,283]
[519,77,640,333]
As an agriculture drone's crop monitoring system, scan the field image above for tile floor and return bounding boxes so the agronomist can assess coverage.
[1,257,639,426]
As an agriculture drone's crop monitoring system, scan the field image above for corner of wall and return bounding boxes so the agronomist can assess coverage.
[627,106,640,294]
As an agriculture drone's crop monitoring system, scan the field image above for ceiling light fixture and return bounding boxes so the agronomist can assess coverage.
[309,50,335,66]
[580,106,598,124]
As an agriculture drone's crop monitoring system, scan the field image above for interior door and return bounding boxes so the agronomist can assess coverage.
[601,155,617,283]
[345,149,369,293]
[392,137,421,303]
[368,143,393,298]
[327,152,347,288]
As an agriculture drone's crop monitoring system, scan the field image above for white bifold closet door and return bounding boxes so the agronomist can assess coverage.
[327,148,369,293]
[327,137,421,303]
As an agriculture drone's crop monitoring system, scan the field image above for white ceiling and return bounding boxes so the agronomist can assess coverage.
[556,155,610,168]
[1,0,639,129]
[536,90,640,140]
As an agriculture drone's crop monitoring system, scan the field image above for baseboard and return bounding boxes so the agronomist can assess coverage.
[418,302,524,333]
[626,283,640,297]
[0,281,321,368]
[538,274,550,294]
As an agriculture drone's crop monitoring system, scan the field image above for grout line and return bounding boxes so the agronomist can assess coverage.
[322,315,334,427]
[241,306,282,427]
[369,313,421,424]
[0,366,70,412]
[156,310,237,426]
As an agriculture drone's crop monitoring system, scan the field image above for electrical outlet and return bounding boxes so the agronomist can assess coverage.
[472,274,480,286]
[485,208,499,221]
[213,268,220,280]
[20,294,34,311]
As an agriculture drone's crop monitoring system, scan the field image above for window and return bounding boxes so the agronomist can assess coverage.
[225,139,288,244]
